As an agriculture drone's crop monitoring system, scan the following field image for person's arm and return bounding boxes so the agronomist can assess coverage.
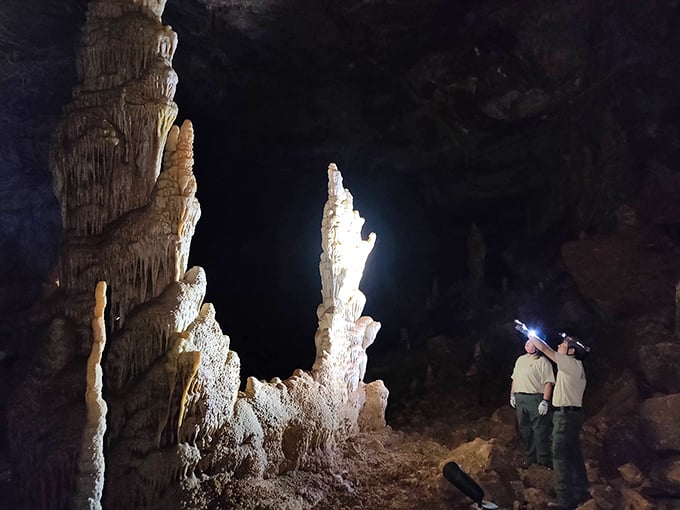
[542,381,553,401]
[528,333,557,363]
[510,380,516,408]
[537,382,553,415]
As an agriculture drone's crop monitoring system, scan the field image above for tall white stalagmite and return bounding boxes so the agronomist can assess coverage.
[73,281,108,510]
[312,163,387,433]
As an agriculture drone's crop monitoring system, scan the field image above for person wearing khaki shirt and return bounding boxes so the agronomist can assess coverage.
[510,339,555,467]
[528,333,590,510]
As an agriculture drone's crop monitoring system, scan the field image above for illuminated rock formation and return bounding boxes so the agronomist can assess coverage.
[73,281,108,510]
[313,163,385,433]
[8,0,190,506]
[8,0,386,508]
[183,164,387,507]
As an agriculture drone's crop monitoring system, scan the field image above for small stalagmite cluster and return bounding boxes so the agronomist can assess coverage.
[7,0,387,508]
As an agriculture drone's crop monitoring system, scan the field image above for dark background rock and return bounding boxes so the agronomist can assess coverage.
[161,0,680,382]
[640,394,680,453]
[3,0,680,376]
[637,342,680,394]
[601,415,655,477]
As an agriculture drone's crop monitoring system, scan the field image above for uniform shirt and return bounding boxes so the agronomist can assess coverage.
[511,354,555,393]
[553,352,586,407]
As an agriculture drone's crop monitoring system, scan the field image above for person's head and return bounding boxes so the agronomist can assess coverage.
[524,339,538,355]
[559,336,590,360]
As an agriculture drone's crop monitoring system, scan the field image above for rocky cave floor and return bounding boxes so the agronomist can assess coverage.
[0,381,534,510]
[188,383,591,510]
[0,377,675,509]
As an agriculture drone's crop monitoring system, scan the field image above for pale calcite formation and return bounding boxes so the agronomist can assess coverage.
[8,0,388,508]
[9,0,194,507]
[184,165,388,501]
[312,163,384,433]
[73,281,108,510]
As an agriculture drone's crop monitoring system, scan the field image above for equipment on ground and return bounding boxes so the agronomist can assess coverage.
[442,461,499,509]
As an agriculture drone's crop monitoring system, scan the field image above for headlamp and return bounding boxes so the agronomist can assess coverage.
[559,332,591,359]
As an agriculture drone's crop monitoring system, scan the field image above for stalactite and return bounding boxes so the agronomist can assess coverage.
[176,351,201,432]
[104,267,206,394]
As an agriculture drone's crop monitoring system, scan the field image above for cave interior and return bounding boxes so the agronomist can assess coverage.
[1,0,680,509]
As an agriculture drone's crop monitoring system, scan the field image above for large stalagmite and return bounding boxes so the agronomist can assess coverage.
[7,0,387,508]
[313,163,385,432]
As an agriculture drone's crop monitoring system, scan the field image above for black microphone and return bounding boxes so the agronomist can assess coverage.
[443,461,483,504]
[442,462,499,509]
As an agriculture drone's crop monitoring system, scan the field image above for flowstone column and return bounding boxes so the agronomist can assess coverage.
[8,1,222,508]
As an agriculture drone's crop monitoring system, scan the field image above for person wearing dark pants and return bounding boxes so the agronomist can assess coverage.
[528,333,590,510]
[552,406,588,507]
[510,339,555,467]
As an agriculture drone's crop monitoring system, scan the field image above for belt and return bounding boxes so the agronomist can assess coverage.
[515,392,541,395]
[554,406,581,412]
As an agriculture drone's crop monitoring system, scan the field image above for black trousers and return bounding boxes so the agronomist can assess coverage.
[552,408,588,506]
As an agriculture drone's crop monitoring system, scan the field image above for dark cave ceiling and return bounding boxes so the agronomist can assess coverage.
[1,0,680,377]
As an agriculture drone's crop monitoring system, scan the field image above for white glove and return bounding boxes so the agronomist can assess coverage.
[510,394,516,408]
[538,399,549,415]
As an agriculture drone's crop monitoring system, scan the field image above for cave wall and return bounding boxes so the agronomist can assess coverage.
[3,0,679,382]
[159,0,680,349]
